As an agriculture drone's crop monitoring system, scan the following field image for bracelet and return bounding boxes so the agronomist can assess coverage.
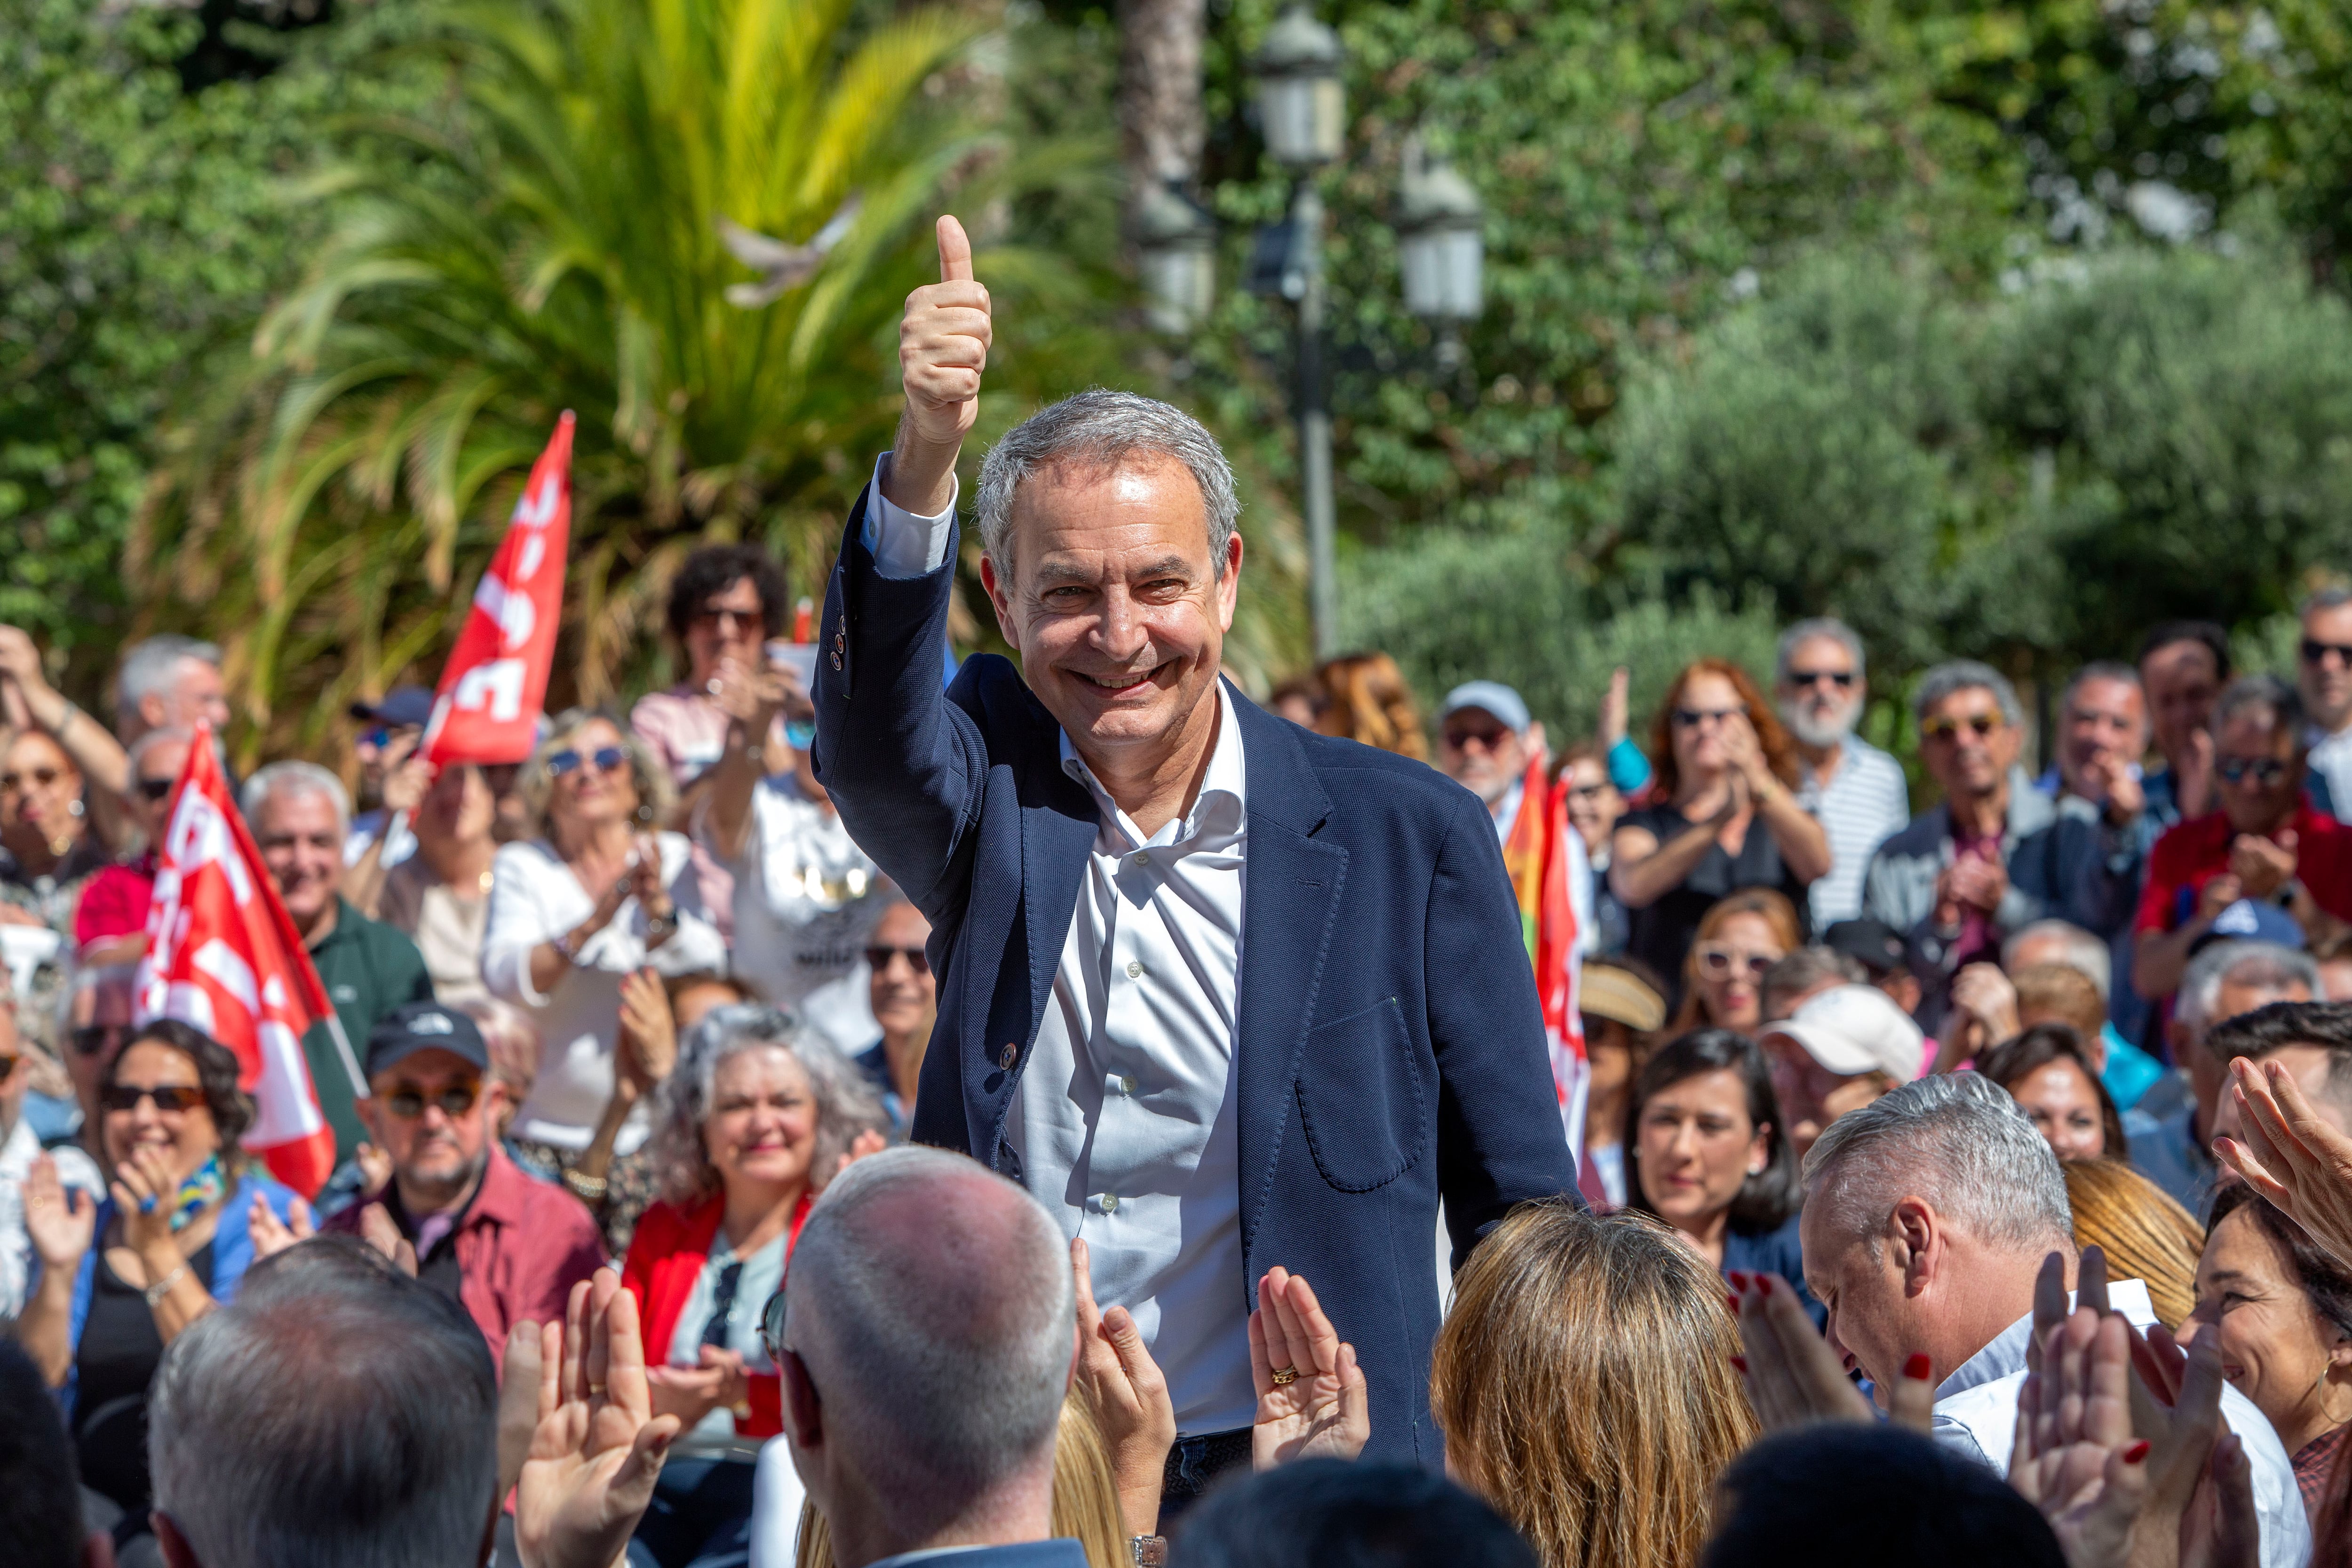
[644,909,676,942]
[553,930,584,966]
[562,1169,608,1203]
[57,696,83,735]
[144,1262,189,1308]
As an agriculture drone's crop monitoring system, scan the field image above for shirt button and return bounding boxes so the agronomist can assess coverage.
[1100,1194,1120,1214]
[1125,960,1143,979]
[1130,852,1149,869]
[1121,1075,1138,1094]
[999,1043,1018,1070]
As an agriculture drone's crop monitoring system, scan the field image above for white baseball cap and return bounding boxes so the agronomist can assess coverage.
[1759,985,1923,1083]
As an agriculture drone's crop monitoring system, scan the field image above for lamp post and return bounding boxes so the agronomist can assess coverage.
[1136,179,1219,337]
[1253,3,1345,660]
[1398,136,1484,376]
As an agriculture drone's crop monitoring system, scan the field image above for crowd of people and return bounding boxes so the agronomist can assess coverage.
[7,215,2352,1568]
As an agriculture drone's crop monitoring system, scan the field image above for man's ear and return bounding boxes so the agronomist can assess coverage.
[977,552,1020,654]
[1213,531,1245,632]
[779,1346,823,1451]
[1892,1196,1940,1297]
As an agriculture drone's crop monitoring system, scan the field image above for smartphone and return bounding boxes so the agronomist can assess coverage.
[766,640,819,688]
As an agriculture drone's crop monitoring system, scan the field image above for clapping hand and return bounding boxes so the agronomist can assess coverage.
[516,1270,681,1568]
[21,1154,95,1273]
[2009,1303,2148,1568]
[1729,1270,1934,1433]
[1248,1266,1369,1469]
[2215,1053,2352,1271]
[1071,1238,1176,1537]
[617,966,678,1092]
[112,1143,184,1258]
[645,1343,749,1427]
[357,1202,420,1276]
[2226,832,2296,901]
[247,1191,316,1259]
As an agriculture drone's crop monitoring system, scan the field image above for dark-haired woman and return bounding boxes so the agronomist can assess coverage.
[1625,1027,1822,1326]
[13,1019,300,1542]
[2192,1184,2352,1533]
[1979,1023,2128,1164]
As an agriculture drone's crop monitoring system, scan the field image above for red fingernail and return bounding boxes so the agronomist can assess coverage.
[2124,1440,2150,1464]
[1727,1293,1742,1313]
[1758,1276,1772,1297]
[1730,1354,1747,1374]
[1728,1270,1749,1289]
[1904,1353,1932,1381]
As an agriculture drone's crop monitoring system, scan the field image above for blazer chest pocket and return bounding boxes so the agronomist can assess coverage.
[1294,998,1429,1193]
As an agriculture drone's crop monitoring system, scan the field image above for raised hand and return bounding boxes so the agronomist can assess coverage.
[1070,1238,1176,1536]
[884,215,992,516]
[112,1143,184,1258]
[355,1140,394,1199]
[357,1202,420,1276]
[1248,1266,1369,1469]
[500,1323,546,1504]
[1598,666,1631,748]
[2215,1053,2352,1270]
[247,1191,316,1259]
[1729,1269,1935,1433]
[21,1154,95,1272]
[617,966,678,1091]
[2009,1306,2148,1568]
[516,1271,682,1568]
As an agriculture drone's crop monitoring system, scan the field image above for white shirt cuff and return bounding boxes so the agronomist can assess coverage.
[859,452,958,579]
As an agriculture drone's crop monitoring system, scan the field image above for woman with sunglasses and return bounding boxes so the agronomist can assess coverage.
[620,1003,882,1568]
[13,1019,300,1545]
[0,724,109,936]
[483,710,725,1243]
[855,898,937,1138]
[1611,660,1829,1003]
[1669,889,1802,1035]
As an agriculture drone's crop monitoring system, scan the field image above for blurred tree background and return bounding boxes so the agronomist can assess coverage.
[3,0,2349,758]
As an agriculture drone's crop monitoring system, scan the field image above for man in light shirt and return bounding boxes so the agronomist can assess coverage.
[812,216,1575,1501]
[1801,1071,2310,1568]
[1774,617,1907,929]
[2298,586,2352,820]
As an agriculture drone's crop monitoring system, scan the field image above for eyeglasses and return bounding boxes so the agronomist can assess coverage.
[1565,781,1612,801]
[1442,725,1510,751]
[2216,756,2290,786]
[2300,639,2352,668]
[1921,714,2001,742]
[1671,707,1744,729]
[690,606,763,634]
[101,1082,203,1114]
[865,945,930,975]
[135,777,177,803]
[760,1283,790,1366]
[0,767,62,793]
[72,1024,131,1059]
[547,746,628,779]
[384,1082,480,1119]
[1695,944,1779,980]
[1786,669,1856,689]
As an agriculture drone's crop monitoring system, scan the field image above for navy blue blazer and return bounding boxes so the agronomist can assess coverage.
[812,490,1579,1465]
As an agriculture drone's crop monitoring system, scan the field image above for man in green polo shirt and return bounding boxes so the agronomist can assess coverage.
[244,762,435,1162]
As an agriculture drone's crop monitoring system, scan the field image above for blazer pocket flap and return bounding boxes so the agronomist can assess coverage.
[1294,997,1428,1193]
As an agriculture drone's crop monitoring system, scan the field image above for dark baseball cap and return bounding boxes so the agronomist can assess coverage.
[1823,918,1908,979]
[364,1001,488,1079]
[348,685,437,730]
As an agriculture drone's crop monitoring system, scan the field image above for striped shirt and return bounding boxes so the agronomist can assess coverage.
[1796,734,1911,927]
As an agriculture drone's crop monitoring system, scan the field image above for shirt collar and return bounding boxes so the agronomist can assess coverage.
[1936,1277,2159,1401]
[1058,681,1247,852]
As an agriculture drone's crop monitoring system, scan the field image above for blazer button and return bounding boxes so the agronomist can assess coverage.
[999,1043,1018,1070]
[831,650,843,671]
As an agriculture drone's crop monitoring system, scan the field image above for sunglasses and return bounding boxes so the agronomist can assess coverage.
[1671,707,1745,729]
[2216,756,2290,786]
[1921,714,2001,742]
[135,776,177,803]
[691,606,763,633]
[102,1082,203,1114]
[865,945,930,976]
[0,767,62,793]
[384,1082,480,1120]
[1565,781,1613,801]
[72,1024,131,1059]
[2300,639,2352,668]
[547,746,628,779]
[1786,669,1856,689]
[761,1284,790,1368]
[1442,725,1511,751]
[1695,944,1779,980]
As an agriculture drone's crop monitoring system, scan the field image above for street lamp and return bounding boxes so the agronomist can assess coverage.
[1252,3,1344,659]
[1398,137,1484,372]
[1136,180,1218,336]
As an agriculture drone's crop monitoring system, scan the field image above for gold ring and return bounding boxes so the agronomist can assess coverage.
[1270,1365,1299,1386]
[588,1381,608,1396]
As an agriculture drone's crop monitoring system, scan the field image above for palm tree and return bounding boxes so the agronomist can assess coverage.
[135,0,1141,759]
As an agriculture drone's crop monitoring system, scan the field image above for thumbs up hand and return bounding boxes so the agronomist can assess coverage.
[885,214,993,515]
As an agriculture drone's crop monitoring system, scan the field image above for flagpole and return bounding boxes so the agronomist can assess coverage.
[323,1009,371,1100]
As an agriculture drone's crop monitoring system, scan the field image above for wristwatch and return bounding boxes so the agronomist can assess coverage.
[644,907,677,942]
[1129,1536,1168,1567]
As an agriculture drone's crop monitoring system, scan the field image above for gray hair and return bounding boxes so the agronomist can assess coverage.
[1775,618,1867,685]
[116,635,221,727]
[782,1145,1074,1526]
[647,1003,883,1206]
[973,389,1240,579]
[150,1251,497,1568]
[240,760,352,839]
[2300,586,2352,620]
[2002,919,2112,1004]
[2060,660,2145,722]
[2209,674,2304,744]
[516,707,675,843]
[128,725,197,776]
[1761,946,1866,1002]
[1802,1071,2074,1258]
[2177,939,2320,1032]
[1913,660,2022,728]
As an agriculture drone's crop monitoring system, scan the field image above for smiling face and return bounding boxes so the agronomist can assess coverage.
[254,786,344,931]
[1438,706,1526,807]
[979,456,1241,781]
[1669,670,1748,783]
[867,901,937,1041]
[1562,756,1622,853]
[2008,1057,2107,1162]
[705,1045,819,1196]
[2212,708,2304,837]
[2300,600,2352,732]
[2186,1206,2352,1453]
[2059,676,2148,800]
[545,717,642,837]
[102,1039,220,1182]
[1691,911,1786,1032]
[1918,685,2018,802]
[0,730,84,856]
[2141,640,2222,767]
[1635,1067,1768,1238]
[361,1047,497,1205]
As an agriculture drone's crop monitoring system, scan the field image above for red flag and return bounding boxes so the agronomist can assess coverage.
[1501,755,1589,1159]
[422,412,576,765]
[133,728,341,1196]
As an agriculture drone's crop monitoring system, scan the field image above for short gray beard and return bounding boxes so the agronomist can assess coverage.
[1781,699,1858,751]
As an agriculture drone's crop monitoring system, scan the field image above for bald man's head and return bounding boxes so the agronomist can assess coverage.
[783,1146,1074,1525]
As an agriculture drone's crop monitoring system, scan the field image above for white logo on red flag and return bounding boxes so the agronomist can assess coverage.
[133,729,341,1197]
[423,411,577,765]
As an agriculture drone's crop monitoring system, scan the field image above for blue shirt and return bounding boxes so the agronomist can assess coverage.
[1720,1210,1826,1329]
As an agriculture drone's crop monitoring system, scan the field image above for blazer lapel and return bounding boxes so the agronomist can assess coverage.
[1229,690,1345,1263]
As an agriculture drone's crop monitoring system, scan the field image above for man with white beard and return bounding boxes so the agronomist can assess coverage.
[1776,619,1909,927]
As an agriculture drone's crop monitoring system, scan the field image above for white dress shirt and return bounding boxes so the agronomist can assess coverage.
[0,1116,103,1317]
[1932,1278,2310,1568]
[862,455,1257,1435]
[481,832,727,1151]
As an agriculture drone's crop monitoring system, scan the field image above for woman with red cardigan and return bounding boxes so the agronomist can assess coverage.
[620,1003,882,1568]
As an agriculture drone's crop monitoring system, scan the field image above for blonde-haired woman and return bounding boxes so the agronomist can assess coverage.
[1432,1202,1758,1568]
[2062,1158,2201,1331]
[1314,652,1428,761]
[482,708,724,1224]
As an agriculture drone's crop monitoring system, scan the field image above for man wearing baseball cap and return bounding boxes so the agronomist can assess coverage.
[1436,681,1542,841]
[1757,984,1925,1157]
[343,684,437,884]
[323,1000,605,1355]
[1822,916,1926,1019]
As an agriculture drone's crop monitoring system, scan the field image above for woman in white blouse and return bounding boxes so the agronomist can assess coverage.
[482,710,724,1240]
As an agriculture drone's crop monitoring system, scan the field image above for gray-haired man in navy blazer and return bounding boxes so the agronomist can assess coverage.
[812,215,1577,1495]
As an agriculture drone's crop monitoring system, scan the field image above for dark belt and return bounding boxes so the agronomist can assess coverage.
[1159,1426,1254,1520]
